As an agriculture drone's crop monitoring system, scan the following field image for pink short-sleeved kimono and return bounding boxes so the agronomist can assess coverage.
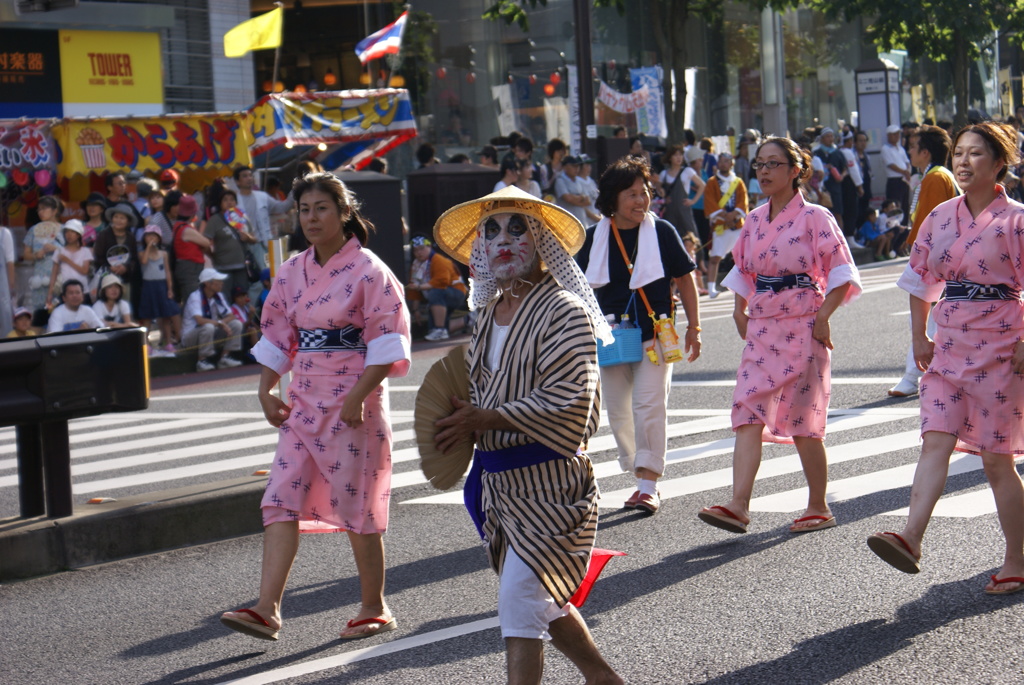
[252,239,411,534]
[897,187,1024,455]
[722,193,861,442]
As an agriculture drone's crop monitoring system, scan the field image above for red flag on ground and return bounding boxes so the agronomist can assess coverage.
[568,548,626,608]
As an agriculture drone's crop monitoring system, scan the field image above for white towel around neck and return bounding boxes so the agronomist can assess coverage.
[584,212,664,290]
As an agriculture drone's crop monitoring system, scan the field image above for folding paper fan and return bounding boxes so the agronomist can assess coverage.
[415,345,473,490]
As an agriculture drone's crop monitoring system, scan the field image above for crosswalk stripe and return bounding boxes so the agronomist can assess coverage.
[72,453,277,494]
[403,412,913,506]
[0,419,228,461]
[751,451,985,513]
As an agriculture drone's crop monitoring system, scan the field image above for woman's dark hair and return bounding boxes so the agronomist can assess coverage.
[218,188,238,211]
[38,194,64,216]
[953,122,1022,181]
[292,171,374,245]
[204,178,228,216]
[699,137,714,152]
[755,136,813,191]
[99,279,123,303]
[500,156,518,175]
[547,138,566,160]
[663,144,684,165]
[164,190,183,213]
[596,156,655,218]
[912,125,952,168]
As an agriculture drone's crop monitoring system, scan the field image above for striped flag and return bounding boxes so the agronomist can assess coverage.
[354,11,407,64]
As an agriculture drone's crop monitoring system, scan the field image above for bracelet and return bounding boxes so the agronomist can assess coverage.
[686,325,702,332]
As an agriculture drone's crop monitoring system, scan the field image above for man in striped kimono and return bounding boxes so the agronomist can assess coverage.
[433,186,622,685]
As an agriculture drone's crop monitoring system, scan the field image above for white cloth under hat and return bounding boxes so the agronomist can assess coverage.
[583,213,664,291]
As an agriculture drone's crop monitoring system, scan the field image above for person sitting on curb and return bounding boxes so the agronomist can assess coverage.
[406,235,468,341]
[46,279,104,333]
[181,268,243,372]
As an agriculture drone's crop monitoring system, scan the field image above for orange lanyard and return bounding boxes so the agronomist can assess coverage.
[610,219,657,322]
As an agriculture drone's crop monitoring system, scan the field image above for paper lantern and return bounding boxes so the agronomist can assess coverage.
[388,74,405,87]
[436,66,447,79]
[529,74,537,85]
[466,72,476,84]
[262,79,273,92]
[359,72,372,85]
[323,69,337,86]
[550,72,561,86]
[273,81,285,93]
[543,83,555,97]
[293,84,307,94]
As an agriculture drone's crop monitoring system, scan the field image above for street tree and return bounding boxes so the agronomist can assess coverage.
[806,0,1024,127]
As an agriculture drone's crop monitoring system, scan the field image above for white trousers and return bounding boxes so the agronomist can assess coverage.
[498,551,568,640]
[901,310,939,381]
[599,340,673,476]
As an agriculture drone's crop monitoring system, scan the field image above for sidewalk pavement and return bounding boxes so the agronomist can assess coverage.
[0,246,891,582]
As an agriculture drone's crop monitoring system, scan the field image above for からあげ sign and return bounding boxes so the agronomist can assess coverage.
[53,114,252,177]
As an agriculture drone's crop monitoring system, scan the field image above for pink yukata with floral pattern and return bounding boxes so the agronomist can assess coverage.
[722,193,862,443]
[251,239,411,534]
[897,187,1024,455]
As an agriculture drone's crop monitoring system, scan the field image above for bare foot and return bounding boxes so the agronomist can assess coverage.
[221,607,281,631]
[985,560,1024,594]
[340,604,395,639]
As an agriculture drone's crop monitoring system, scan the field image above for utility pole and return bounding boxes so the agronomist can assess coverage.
[572,0,595,156]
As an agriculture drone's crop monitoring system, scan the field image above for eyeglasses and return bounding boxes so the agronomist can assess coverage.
[751,160,790,171]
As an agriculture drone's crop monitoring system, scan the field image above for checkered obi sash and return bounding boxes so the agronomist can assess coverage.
[943,279,1020,302]
[754,272,816,294]
[297,326,365,352]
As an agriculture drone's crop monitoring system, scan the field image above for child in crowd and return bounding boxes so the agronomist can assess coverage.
[137,225,181,356]
[880,199,909,256]
[857,207,895,261]
[229,285,259,351]
[6,307,36,338]
[92,273,138,328]
[255,267,271,321]
[681,231,708,295]
[46,219,93,309]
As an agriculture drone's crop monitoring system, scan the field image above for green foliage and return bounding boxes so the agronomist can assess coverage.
[390,3,438,107]
[804,0,1022,61]
[483,0,626,32]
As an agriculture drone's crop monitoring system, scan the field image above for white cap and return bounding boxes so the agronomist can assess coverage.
[62,218,84,235]
[199,268,229,283]
[885,124,901,134]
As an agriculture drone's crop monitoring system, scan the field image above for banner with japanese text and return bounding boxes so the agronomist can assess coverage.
[597,81,651,115]
[629,67,667,139]
[248,89,416,167]
[0,29,63,118]
[53,113,252,178]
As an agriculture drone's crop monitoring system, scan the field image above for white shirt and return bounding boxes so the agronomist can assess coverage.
[0,226,14,265]
[554,171,589,225]
[493,180,510,193]
[840,147,863,187]
[92,299,132,325]
[182,287,233,337]
[47,303,104,333]
[881,143,910,178]
[660,166,698,194]
[54,245,93,285]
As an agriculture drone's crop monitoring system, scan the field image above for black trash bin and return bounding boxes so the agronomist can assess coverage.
[406,163,500,241]
[336,170,406,283]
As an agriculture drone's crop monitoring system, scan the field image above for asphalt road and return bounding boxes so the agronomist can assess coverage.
[3,258,1023,684]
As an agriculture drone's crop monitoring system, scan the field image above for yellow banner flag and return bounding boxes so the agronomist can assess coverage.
[224,7,283,58]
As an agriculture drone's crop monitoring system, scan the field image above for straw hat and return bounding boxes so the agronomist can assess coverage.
[432,185,585,265]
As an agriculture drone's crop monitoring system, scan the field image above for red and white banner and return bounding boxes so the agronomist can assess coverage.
[597,82,650,114]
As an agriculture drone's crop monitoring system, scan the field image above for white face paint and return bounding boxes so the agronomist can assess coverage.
[482,212,536,283]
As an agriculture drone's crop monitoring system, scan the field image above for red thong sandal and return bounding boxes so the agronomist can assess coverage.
[867,532,921,574]
[985,575,1024,596]
[697,505,748,534]
[220,608,280,641]
[339,615,397,640]
[789,515,837,533]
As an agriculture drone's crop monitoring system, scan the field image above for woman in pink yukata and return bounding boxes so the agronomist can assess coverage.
[697,136,862,535]
[220,172,411,641]
[867,122,1024,595]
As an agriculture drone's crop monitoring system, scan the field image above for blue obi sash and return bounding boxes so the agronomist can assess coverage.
[944,279,1020,302]
[297,325,365,352]
[464,443,565,539]
[754,272,816,294]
